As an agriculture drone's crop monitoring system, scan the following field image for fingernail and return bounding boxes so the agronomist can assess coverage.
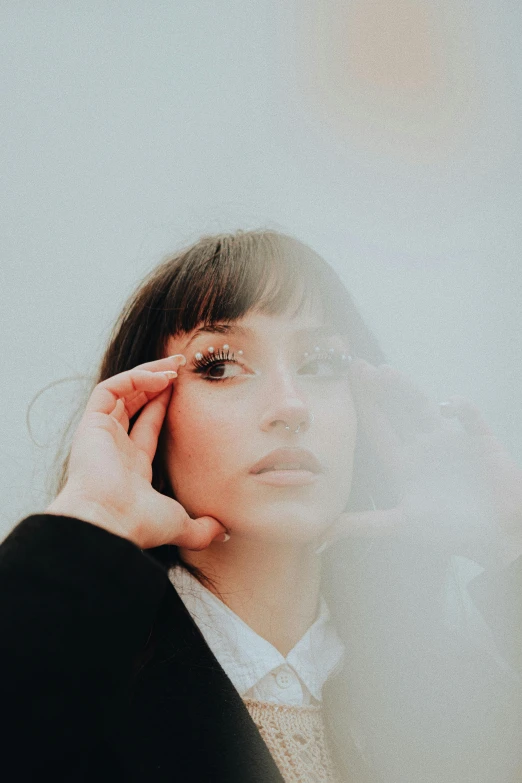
[214,532,230,543]
[168,354,187,365]
[162,370,178,380]
[314,540,330,555]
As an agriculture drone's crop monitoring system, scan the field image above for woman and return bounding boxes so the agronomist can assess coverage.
[1,230,521,782]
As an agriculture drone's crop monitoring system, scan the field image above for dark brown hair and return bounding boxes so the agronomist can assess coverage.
[52,229,457,781]
[54,229,390,576]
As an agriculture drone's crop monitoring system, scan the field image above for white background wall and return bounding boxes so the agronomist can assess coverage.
[2,0,521,538]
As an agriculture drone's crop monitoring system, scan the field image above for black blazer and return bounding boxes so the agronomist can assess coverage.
[0,514,521,782]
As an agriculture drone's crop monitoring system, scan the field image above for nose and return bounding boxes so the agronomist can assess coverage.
[259,371,313,435]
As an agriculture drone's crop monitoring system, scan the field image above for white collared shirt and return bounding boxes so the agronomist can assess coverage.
[168,565,345,706]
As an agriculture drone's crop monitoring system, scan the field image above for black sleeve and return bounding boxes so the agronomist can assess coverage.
[0,513,170,780]
[467,555,522,674]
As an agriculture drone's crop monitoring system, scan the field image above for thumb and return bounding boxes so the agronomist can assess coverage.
[174,514,229,551]
[439,396,498,441]
[315,505,407,554]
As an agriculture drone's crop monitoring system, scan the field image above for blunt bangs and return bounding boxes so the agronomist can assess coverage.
[157,230,350,339]
[62,227,387,514]
[101,229,384,379]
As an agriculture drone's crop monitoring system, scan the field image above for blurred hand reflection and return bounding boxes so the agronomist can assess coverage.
[320,358,522,569]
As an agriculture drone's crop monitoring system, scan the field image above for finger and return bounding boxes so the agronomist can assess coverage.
[129,385,173,463]
[86,369,176,417]
[174,515,229,551]
[315,505,407,553]
[125,379,176,420]
[332,506,407,539]
[120,355,186,419]
[133,354,187,374]
[144,500,227,550]
[439,396,497,439]
[110,397,126,425]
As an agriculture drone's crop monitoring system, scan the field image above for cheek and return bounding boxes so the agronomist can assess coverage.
[320,383,357,436]
[321,387,358,473]
[163,384,241,495]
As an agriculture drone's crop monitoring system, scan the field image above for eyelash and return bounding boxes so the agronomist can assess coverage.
[192,349,238,382]
[192,349,349,382]
[299,351,349,377]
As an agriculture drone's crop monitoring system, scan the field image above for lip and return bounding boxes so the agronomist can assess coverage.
[249,448,323,487]
[250,470,320,487]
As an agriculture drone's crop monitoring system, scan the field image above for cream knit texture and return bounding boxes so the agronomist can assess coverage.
[243,698,343,783]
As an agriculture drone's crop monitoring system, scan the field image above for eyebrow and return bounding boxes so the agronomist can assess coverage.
[184,324,250,349]
[184,322,341,348]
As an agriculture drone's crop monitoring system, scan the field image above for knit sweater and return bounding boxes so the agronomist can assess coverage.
[243,698,343,783]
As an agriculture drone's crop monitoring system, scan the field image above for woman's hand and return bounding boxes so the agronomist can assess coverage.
[321,359,522,567]
[46,355,228,550]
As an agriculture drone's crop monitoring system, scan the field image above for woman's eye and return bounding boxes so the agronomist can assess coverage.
[192,350,245,382]
[298,352,347,377]
[203,360,242,381]
[192,349,348,381]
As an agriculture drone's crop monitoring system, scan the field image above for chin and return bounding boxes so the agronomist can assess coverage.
[224,506,335,546]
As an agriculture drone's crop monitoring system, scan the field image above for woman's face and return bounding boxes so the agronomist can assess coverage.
[163,306,357,546]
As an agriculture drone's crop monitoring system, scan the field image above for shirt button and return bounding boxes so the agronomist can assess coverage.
[275,668,295,689]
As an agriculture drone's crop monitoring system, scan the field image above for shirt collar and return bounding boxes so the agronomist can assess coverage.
[169,565,345,702]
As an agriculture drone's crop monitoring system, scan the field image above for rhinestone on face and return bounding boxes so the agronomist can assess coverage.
[195,352,203,360]
[223,344,229,350]
[238,350,243,355]
[208,346,214,353]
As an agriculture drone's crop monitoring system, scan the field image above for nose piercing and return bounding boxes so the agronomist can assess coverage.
[284,413,314,434]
